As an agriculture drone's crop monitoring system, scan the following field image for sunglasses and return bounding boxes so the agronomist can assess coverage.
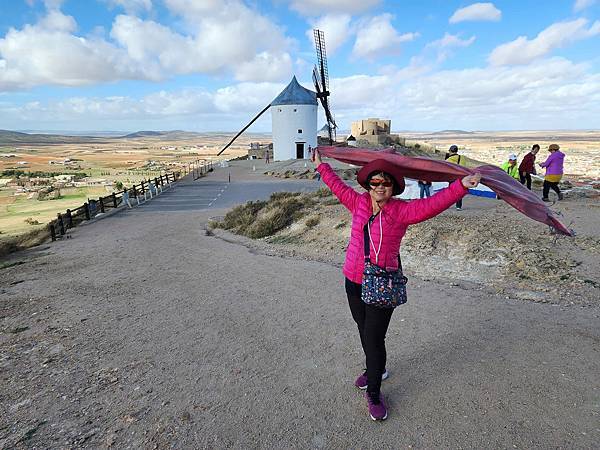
[369,180,393,188]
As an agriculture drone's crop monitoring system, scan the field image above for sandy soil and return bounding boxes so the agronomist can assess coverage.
[1,163,599,448]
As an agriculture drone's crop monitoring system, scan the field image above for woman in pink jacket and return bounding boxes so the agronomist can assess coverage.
[313,149,481,421]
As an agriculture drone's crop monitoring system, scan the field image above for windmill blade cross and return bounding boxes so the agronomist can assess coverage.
[313,28,337,144]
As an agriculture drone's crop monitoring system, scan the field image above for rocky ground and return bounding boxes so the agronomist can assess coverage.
[1,162,599,448]
[213,166,600,307]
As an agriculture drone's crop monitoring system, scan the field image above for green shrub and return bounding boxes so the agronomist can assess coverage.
[270,191,300,201]
[305,216,320,228]
[213,192,318,239]
[313,187,332,198]
[246,196,307,238]
[322,197,340,206]
[218,200,267,232]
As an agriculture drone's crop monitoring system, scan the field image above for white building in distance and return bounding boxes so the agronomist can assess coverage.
[271,76,317,161]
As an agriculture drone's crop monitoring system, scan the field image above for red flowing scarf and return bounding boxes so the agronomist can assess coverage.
[318,146,573,236]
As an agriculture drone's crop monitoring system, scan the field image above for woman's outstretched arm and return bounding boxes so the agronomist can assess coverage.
[313,149,360,213]
[397,174,481,225]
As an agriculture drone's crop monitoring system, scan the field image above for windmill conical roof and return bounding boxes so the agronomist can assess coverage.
[271,76,317,106]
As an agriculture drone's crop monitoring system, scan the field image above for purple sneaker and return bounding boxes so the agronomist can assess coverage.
[354,369,389,390]
[365,392,388,421]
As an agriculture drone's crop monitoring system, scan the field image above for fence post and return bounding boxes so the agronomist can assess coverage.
[99,197,105,213]
[66,209,72,228]
[58,213,65,235]
[112,192,117,208]
[84,202,90,220]
[50,223,56,241]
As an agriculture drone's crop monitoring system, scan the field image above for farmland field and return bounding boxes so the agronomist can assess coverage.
[0,131,258,239]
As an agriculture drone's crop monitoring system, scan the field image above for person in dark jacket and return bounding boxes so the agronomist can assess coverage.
[417,180,432,198]
[519,144,539,190]
[444,145,467,210]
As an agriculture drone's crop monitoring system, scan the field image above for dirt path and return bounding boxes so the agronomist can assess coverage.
[1,167,599,448]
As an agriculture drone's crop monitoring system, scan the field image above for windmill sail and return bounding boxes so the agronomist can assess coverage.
[313,29,337,145]
[217,103,271,156]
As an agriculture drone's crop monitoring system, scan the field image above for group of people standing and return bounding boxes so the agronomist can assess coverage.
[431,143,566,204]
[499,143,566,201]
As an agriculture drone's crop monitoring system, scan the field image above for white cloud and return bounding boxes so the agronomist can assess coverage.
[289,0,380,15]
[43,0,65,9]
[449,3,501,24]
[105,0,153,14]
[3,58,600,130]
[305,14,352,55]
[426,33,476,62]
[0,14,152,90]
[489,18,600,66]
[328,57,600,130]
[429,33,476,49]
[1,0,295,90]
[39,9,77,32]
[574,0,596,12]
[234,52,293,82]
[0,81,287,130]
[352,14,418,60]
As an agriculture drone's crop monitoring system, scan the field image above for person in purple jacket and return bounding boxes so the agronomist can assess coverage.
[312,149,481,421]
[539,143,565,201]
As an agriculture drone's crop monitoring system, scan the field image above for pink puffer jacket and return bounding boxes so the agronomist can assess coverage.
[317,163,468,284]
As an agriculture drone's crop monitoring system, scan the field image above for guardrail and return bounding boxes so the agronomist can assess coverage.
[48,160,213,241]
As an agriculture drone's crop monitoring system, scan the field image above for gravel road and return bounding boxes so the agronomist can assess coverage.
[1,163,599,449]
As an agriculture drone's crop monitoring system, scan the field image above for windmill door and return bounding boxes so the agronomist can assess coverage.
[296,142,305,159]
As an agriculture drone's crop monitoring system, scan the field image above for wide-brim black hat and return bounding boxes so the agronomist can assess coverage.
[357,159,406,195]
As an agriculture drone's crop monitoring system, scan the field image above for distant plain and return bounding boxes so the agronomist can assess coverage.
[0,129,598,239]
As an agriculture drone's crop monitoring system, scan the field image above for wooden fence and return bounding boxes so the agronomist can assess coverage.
[49,160,213,241]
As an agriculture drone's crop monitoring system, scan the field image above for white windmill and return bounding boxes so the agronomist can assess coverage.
[270,76,317,160]
[217,29,335,161]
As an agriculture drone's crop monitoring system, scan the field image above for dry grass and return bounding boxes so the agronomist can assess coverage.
[0,225,50,257]
[213,191,317,239]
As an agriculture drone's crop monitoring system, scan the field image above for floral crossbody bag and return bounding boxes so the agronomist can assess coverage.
[361,213,408,309]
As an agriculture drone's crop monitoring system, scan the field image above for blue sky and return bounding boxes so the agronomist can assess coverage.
[0,0,599,132]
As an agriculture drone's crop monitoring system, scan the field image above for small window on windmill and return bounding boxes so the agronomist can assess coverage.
[298,129,303,134]
[278,108,282,112]
[293,108,297,112]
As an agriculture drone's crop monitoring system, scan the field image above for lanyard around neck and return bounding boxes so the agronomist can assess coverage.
[367,212,383,265]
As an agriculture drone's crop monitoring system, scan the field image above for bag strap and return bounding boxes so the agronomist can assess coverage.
[363,223,371,261]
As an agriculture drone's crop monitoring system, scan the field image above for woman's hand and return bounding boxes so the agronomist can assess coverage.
[312,148,322,166]
[461,173,481,188]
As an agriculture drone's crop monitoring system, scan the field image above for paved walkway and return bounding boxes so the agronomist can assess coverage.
[1,163,599,448]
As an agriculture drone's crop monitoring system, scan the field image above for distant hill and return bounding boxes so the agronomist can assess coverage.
[0,130,103,145]
[118,130,205,140]
[0,129,272,145]
[119,130,169,138]
[431,130,474,135]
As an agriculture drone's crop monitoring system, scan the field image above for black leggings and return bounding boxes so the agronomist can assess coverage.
[543,180,561,199]
[519,171,532,190]
[345,278,394,395]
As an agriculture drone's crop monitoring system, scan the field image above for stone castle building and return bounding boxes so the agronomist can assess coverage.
[349,118,404,146]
